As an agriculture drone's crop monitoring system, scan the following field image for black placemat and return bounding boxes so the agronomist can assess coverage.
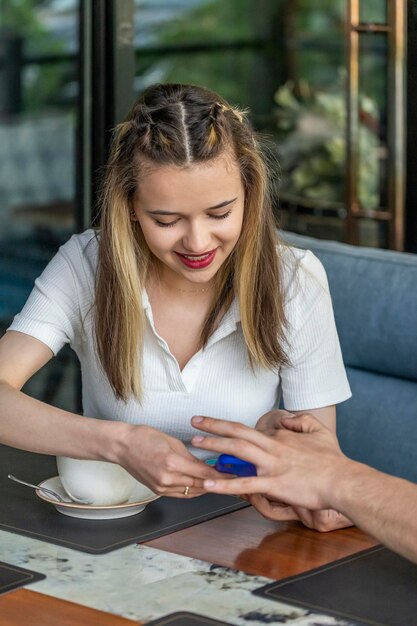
[254,545,417,626]
[146,612,236,625]
[0,445,248,554]
[0,560,45,595]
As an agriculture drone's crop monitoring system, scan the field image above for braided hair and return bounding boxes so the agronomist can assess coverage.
[95,84,287,401]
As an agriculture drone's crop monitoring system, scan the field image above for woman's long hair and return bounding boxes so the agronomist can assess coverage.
[95,83,288,401]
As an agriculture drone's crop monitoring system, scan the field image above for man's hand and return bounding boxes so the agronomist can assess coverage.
[190,413,353,516]
[255,409,295,435]
[252,410,351,530]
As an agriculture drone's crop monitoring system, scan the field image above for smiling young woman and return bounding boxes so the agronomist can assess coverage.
[96,85,288,402]
[0,84,351,527]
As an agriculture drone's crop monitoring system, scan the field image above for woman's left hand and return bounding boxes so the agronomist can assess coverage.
[246,494,352,532]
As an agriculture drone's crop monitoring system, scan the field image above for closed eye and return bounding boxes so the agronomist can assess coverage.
[154,210,231,228]
[154,218,180,228]
[209,210,232,220]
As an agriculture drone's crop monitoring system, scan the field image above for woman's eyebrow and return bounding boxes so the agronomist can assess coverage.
[145,197,237,216]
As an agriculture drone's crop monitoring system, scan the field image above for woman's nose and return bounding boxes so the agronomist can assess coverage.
[182,223,211,252]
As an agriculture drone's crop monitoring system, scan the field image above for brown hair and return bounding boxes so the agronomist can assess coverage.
[95,83,288,401]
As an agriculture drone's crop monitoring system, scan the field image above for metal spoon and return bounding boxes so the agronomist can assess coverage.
[8,474,91,504]
[8,473,66,502]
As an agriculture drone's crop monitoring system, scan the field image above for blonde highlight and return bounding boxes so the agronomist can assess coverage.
[94,83,289,402]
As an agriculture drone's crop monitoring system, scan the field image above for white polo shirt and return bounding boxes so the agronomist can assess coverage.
[9,230,351,456]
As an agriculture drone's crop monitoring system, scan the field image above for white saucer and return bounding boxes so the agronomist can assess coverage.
[36,476,159,520]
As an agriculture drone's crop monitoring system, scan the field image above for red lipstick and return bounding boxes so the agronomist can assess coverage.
[175,249,217,269]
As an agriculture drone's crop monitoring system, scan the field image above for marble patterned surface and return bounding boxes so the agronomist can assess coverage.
[0,529,355,625]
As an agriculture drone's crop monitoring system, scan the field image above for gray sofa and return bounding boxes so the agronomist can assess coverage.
[282,231,417,482]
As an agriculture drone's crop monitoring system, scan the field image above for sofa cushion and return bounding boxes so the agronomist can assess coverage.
[281,232,417,382]
[281,231,417,480]
[339,367,417,481]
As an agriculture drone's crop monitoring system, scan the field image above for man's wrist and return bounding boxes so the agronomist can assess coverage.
[329,458,370,515]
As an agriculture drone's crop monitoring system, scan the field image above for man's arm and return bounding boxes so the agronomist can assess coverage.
[191,413,417,563]
[332,461,417,563]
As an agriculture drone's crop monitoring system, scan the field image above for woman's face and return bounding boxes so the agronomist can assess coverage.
[132,153,245,289]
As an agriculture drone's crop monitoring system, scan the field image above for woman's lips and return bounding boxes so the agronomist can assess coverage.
[175,249,217,269]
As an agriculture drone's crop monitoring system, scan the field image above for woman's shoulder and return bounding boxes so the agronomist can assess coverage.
[59,228,98,253]
[57,228,99,268]
[42,229,100,294]
[279,244,328,292]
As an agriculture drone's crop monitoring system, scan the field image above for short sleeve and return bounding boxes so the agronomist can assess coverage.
[280,249,351,410]
[7,235,91,355]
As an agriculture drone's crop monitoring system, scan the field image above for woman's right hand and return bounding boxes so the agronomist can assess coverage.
[117,425,222,498]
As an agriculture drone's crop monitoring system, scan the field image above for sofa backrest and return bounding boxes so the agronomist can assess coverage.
[281,231,417,482]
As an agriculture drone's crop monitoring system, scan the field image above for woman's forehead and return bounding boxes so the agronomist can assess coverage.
[135,155,243,207]
[137,151,240,178]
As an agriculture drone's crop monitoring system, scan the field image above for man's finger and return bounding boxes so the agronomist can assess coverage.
[191,415,258,440]
[281,413,325,434]
[191,416,277,452]
[255,410,295,432]
[203,476,273,496]
[192,434,279,470]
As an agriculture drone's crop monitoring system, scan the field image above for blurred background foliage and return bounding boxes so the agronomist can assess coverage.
[0,0,393,241]
[0,0,74,113]
[274,78,379,209]
[2,0,386,210]
[134,0,383,212]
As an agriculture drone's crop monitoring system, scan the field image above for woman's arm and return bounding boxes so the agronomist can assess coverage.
[0,331,219,497]
[0,331,115,458]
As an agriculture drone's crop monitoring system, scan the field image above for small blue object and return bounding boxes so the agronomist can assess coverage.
[215,454,257,477]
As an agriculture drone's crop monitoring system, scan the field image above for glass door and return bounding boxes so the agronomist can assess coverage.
[133,0,407,250]
[0,0,81,411]
[275,0,406,250]
[346,0,406,249]
[0,1,136,412]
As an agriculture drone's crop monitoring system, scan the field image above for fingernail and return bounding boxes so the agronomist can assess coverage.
[192,416,203,424]
[192,436,204,444]
[204,480,215,488]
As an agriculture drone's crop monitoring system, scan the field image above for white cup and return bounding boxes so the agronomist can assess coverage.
[56,457,138,506]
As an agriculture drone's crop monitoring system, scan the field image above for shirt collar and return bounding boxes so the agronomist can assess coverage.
[142,289,241,345]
